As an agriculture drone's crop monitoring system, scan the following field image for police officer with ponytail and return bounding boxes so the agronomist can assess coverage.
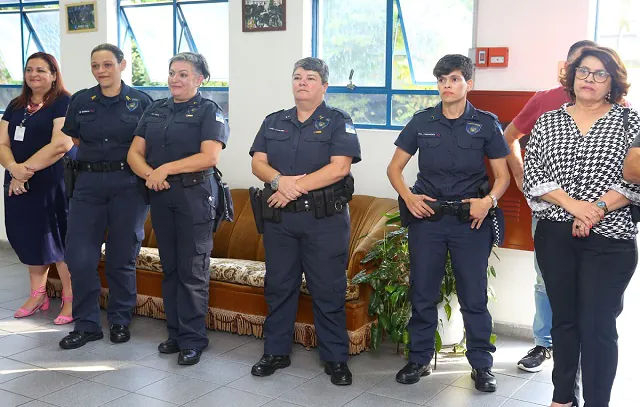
[387,54,510,392]
[249,57,361,385]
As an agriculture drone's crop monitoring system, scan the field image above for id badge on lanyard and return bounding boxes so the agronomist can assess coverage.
[14,111,31,142]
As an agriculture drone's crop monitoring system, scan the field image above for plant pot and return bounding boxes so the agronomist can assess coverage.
[437,294,464,346]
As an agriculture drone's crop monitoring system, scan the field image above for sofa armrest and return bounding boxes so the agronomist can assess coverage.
[347,215,397,279]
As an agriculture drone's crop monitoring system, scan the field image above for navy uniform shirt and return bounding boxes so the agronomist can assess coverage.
[62,81,152,163]
[249,101,361,175]
[395,101,509,200]
[134,93,229,169]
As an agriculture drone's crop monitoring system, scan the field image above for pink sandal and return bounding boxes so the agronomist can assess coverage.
[54,292,73,325]
[14,286,50,318]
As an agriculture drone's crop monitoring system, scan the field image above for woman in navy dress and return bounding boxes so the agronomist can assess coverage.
[0,52,75,324]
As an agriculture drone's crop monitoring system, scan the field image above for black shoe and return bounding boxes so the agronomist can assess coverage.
[324,362,352,386]
[158,339,180,354]
[251,354,291,377]
[471,367,497,392]
[396,362,432,384]
[517,345,552,372]
[178,349,202,365]
[109,324,130,344]
[59,331,104,350]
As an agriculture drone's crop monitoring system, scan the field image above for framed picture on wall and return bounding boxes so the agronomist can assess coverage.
[66,1,98,34]
[242,0,286,32]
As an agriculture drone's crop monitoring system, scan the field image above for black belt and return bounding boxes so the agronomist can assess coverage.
[76,161,129,172]
[440,201,463,216]
[166,169,214,184]
[282,194,313,212]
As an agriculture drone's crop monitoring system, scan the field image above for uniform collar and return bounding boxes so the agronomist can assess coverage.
[167,92,202,111]
[92,81,130,102]
[284,101,330,125]
[429,101,479,124]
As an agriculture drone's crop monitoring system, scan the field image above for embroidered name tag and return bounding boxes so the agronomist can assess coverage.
[148,112,163,118]
[268,127,288,133]
[78,109,95,115]
[418,132,439,137]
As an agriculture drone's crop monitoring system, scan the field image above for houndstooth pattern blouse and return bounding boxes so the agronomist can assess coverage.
[523,103,640,240]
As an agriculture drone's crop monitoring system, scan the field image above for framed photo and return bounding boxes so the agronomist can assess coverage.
[242,0,286,32]
[66,1,98,34]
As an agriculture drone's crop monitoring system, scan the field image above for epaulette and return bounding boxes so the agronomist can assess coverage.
[413,107,435,116]
[202,98,224,112]
[328,106,351,120]
[70,88,90,101]
[265,109,284,119]
[476,108,499,121]
[131,88,153,102]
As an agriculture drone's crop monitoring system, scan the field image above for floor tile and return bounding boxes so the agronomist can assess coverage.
[49,351,129,379]
[366,376,447,405]
[451,371,528,398]
[343,392,421,407]
[501,399,546,407]
[90,363,172,391]
[0,370,81,398]
[18,401,58,407]
[278,374,363,407]
[91,340,160,362]
[41,380,129,407]
[424,385,508,407]
[280,350,324,379]
[0,388,33,406]
[0,315,51,333]
[18,323,75,345]
[101,393,178,407]
[216,339,265,365]
[345,349,409,390]
[135,374,221,405]
[0,307,14,320]
[183,386,271,407]
[0,357,42,384]
[227,371,307,398]
[262,400,303,407]
[0,333,43,356]
[530,366,553,384]
[511,380,554,405]
[179,357,253,385]
[133,353,194,375]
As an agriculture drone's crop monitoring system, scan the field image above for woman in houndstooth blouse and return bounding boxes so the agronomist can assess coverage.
[523,46,639,407]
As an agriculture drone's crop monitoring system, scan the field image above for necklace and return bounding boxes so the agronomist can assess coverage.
[26,99,44,115]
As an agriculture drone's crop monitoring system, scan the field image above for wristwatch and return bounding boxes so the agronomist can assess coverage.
[270,174,281,191]
[488,193,498,208]
[596,200,609,215]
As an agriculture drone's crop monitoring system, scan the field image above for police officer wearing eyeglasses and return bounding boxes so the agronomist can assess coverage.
[387,54,510,392]
[249,57,361,385]
[59,43,152,350]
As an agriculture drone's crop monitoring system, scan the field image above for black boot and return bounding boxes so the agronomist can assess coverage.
[471,367,497,392]
[324,362,352,385]
[59,331,104,350]
[158,339,180,354]
[251,354,291,377]
[109,324,130,344]
[395,362,432,384]
[178,349,202,365]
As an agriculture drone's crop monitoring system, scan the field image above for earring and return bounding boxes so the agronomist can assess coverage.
[52,80,56,88]
[606,91,611,102]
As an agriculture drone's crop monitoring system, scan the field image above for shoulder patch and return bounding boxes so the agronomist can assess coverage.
[476,108,499,121]
[265,109,284,119]
[328,106,352,120]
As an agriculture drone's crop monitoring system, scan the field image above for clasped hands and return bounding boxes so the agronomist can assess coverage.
[267,174,307,208]
[145,165,171,191]
[404,193,493,229]
[7,162,35,196]
[567,199,605,238]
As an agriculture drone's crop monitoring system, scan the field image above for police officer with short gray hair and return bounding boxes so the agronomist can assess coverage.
[128,52,229,366]
[249,57,361,385]
[388,54,510,392]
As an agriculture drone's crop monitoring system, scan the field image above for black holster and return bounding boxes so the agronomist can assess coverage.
[262,187,282,223]
[249,187,264,234]
[213,167,234,232]
[62,156,77,200]
[476,179,504,246]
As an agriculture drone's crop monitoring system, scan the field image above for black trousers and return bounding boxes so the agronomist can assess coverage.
[534,220,636,406]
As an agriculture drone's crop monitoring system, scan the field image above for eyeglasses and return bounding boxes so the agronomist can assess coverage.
[575,66,610,83]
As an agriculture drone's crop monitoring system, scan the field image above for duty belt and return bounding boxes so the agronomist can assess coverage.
[166,169,214,185]
[440,201,464,216]
[75,160,129,172]
[282,195,313,212]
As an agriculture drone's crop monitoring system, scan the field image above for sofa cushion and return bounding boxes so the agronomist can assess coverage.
[103,247,360,300]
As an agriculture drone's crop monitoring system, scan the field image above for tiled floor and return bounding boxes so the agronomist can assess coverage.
[0,246,638,407]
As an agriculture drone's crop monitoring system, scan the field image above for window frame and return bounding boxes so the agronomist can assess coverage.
[312,0,477,130]
[0,0,60,113]
[116,0,229,94]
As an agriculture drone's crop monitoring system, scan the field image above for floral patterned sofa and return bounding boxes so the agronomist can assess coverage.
[47,189,397,354]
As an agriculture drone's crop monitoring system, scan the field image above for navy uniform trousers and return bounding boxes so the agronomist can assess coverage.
[263,209,351,363]
[66,171,148,332]
[150,178,216,351]
[407,214,496,368]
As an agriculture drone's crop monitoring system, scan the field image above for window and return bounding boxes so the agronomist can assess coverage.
[0,0,61,112]
[313,0,475,129]
[594,0,639,105]
[118,0,229,113]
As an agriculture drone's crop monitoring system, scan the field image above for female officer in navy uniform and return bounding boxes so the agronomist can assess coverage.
[387,55,510,392]
[128,52,229,366]
[249,57,361,385]
[59,44,152,350]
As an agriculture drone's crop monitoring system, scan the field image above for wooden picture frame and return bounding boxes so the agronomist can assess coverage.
[66,1,98,34]
[242,0,286,32]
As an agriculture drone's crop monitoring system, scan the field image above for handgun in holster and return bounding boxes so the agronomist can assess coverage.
[213,168,234,231]
[249,187,265,234]
[261,187,282,223]
[62,156,77,200]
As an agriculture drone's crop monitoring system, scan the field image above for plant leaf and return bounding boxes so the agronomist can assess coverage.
[435,330,442,354]
[490,333,497,345]
[403,328,410,344]
[370,323,380,350]
[444,302,452,321]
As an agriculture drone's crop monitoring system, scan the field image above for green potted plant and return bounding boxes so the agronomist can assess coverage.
[352,210,497,359]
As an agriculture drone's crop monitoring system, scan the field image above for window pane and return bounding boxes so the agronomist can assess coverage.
[318,0,387,87]
[398,0,474,85]
[123,4,173,85]
[180,2,229,86]
[0,87,21,112]
[595,0,640,105]
[391,94,439,127]
[25,10,60,61]
[325,93,387,125]
[0,12,23,83]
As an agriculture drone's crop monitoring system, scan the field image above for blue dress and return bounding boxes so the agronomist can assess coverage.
[2,95,75,265]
